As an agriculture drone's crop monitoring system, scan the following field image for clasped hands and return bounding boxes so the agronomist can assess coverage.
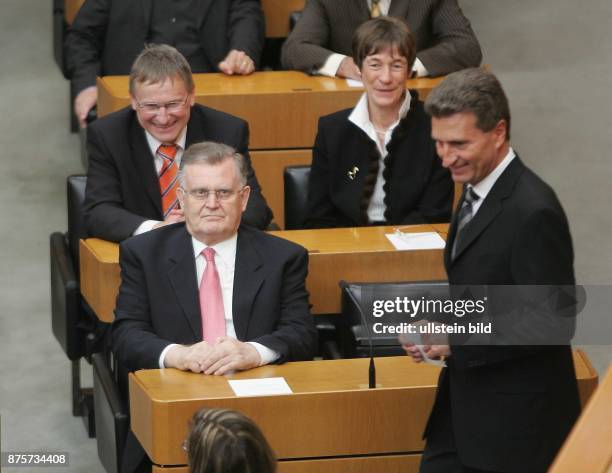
[401,320,451,363]
[165,337,261,376]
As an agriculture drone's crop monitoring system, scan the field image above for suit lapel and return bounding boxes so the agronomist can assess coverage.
[195,0,214,29]
[445,185,465,269]
[129,115,163,215]
[185,107,207,147]
[167,229,202,340]
[141,0,153,28]
[450,157,526,263]
[232,228,265,340]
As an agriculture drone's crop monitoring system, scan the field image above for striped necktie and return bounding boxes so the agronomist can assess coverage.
[451,186,480,260]
[370,0,382,18]
[158,144,179,217]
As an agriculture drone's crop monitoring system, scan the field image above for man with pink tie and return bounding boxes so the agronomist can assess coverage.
[112,141,317,473]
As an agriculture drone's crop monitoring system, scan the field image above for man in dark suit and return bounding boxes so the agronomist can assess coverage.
[403,69,580,473]
[84,44,272,242]
[65,0,264,127]
[112,141,317,473]
[281,0,481,80]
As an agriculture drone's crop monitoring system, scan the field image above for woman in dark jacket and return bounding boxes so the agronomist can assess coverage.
[305,16,453,228]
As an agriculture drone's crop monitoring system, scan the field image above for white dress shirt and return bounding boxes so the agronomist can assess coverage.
[159,233,279,368]
[318,0,428,78]
[348,91,411,222]
[132,126,188,235]
[470,147,516,216]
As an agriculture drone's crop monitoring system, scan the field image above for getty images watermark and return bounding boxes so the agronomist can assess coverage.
[356,284,611,346]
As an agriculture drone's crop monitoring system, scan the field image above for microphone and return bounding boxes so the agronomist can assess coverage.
[339,280,376,389]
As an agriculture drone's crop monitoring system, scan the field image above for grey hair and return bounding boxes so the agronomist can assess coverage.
[425,68,511,139]
[129,44,195,96]
[178,142,248,186]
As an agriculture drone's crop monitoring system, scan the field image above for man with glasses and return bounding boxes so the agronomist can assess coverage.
[84,44,273,242]
[113,141,317,473]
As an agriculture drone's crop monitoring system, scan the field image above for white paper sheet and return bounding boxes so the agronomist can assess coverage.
[398,332,447,367]
[385,231,446,250]
[228,377,293,397]
[345,78,364,87]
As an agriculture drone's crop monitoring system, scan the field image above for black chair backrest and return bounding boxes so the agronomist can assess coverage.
[67,175,87,272]
[92,353,128,473]
[289,10,303,32]
[340,280,449,358]
[284,165,311,230]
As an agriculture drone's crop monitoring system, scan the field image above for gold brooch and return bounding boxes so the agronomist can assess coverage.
[347,166,359,180]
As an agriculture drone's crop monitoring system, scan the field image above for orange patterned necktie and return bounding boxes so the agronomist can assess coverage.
[158,144,179,217]
[371,0,381,18]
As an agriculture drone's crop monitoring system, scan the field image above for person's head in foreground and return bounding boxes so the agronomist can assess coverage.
[185,408,276,473]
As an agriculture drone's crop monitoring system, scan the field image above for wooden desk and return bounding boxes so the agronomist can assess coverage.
[262,0,305,38]
[551,363,610,473]
[97,72,444,227]
[80,224,447,323]
[97,72,444,150]
[64,0,84,24]
[131,356,440,473]
[130,351,598,473]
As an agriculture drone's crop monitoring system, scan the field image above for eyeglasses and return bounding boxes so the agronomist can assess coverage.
[135,95,190,114]
[180,187,246,201]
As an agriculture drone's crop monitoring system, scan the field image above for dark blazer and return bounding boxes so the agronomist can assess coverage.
[65,0,265,95]
[281,0,482,76]
[112,223,317,473]
[84,104,273,242]
[427,156,581,472]
[305,94,453,228]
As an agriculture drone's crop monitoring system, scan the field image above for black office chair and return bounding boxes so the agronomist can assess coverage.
[92,353,128,473]
[283,165,342,358]
[50,174,107,437]
[283,165,311,230]
[340,281,449,358]
[289,10,303,32]
[52,0,68,77]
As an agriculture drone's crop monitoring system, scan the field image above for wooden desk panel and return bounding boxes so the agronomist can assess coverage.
[262,0,305,38]
[135,351,597,471]
[64,0,84,24]
[80,238,120,324]
[153,455,422,473]
[551,362,609,473]
[97,72,444,150]
[131,357,441,467]
[80,225,447,321]
[251,149,312,229]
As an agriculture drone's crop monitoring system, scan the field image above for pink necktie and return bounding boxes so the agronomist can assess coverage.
[200,247,226,342]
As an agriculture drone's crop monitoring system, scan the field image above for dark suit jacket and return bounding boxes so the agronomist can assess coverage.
[65,0,265,95]
[281,0,482,77]
[112,223,317,473]
[427,156,580,472]
[84,104,273,242]
[305,94,453,228]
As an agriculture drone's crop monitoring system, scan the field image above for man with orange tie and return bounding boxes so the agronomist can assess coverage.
[84,44,272,243]
[112,142,317,473]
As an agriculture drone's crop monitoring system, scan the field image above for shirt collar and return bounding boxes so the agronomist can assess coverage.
[471,147,516,200]
[348,91,411,137]
[191,233,238,267]
[145,126,187,155]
